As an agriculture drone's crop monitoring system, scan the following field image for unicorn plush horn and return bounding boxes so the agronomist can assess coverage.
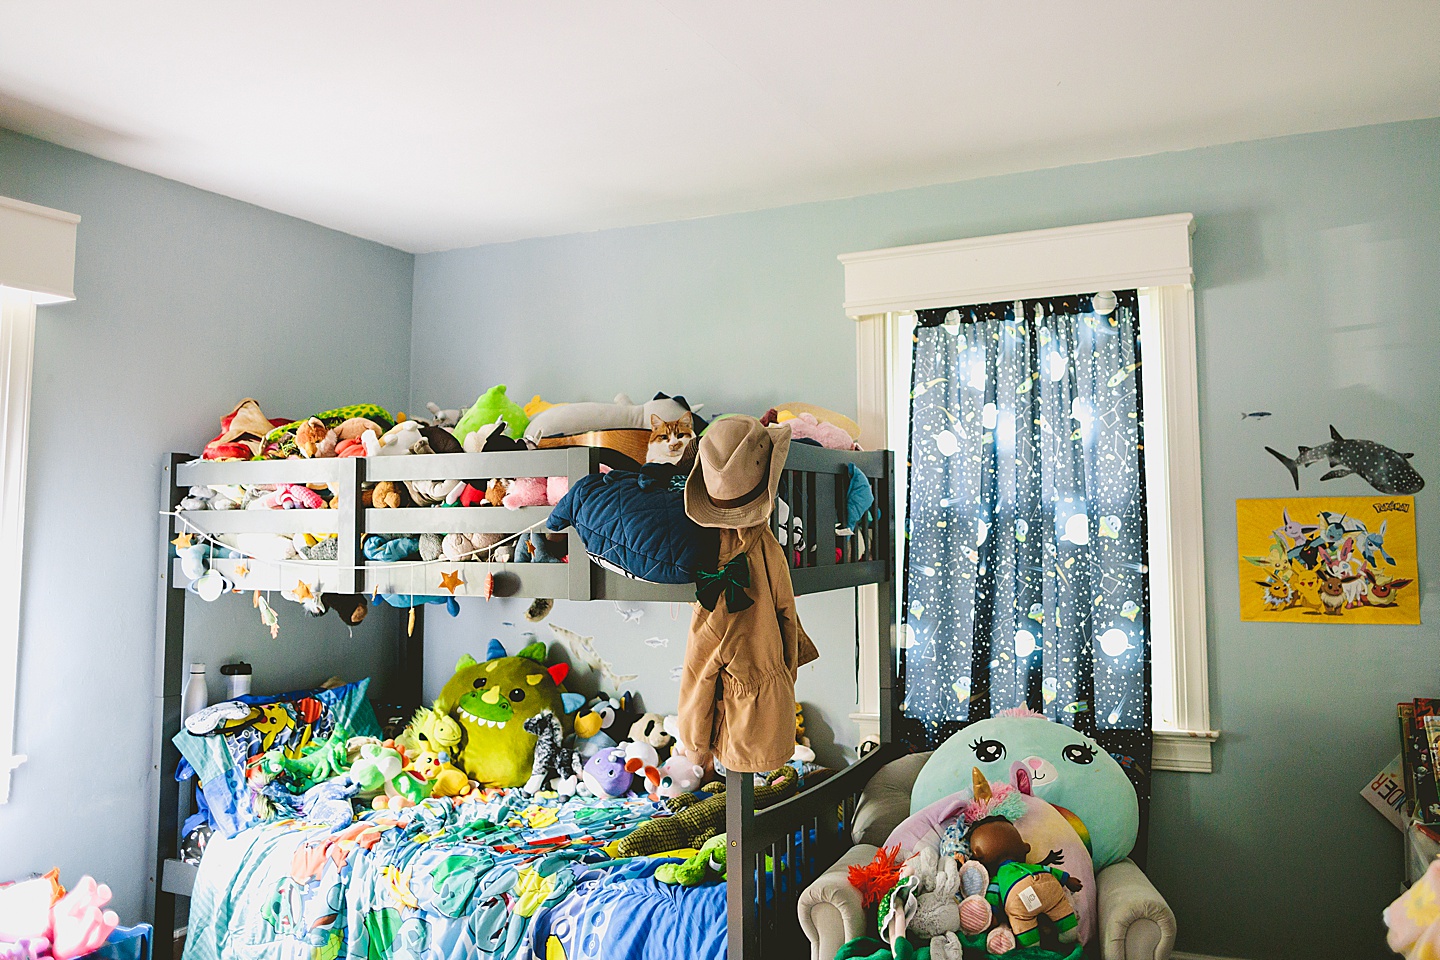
[972,767,992,802]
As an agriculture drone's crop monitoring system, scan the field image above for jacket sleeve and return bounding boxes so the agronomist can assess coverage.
[676,617,722,758]
[768,537,818,672]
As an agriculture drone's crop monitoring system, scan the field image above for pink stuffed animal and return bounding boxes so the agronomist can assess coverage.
[49,877,118,960]
[648,755,706,800]
[781,413,858,451]
[502,476,569,509]
[0,871,118,960]
[256,484,324,510]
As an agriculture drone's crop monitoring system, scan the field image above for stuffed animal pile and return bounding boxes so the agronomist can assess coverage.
[0,870,121,960]
[845,710,1139,959]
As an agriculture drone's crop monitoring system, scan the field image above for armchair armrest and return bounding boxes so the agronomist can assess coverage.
[1096,858,1177,960]
[798,844,879,960]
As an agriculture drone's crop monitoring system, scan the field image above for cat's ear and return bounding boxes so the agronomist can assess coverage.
[679,411,693,429]
[651,414,664,429]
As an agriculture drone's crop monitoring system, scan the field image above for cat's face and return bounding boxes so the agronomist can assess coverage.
[646,412,694,464]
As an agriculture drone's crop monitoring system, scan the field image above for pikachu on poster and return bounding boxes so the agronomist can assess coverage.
[1236,495,1419,624]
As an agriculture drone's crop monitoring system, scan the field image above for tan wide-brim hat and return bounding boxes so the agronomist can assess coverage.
[685,415,791,529]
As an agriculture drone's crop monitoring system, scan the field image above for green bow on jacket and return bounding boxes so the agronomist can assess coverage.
[695,555,754,613]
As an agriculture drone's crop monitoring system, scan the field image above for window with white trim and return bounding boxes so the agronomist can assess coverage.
[0,196,79,802]
[844,215,1217,772]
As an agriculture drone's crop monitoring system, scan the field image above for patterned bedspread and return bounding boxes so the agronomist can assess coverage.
[181,789,725,960]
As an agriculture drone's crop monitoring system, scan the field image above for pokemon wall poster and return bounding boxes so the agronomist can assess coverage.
[1237,496,1419,624]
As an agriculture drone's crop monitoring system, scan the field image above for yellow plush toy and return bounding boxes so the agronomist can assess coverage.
[406,751,473,798]
[524,395,560,418]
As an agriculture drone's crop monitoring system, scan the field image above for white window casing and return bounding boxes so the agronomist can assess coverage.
[0,196,79,802]
[844,214,1216,773]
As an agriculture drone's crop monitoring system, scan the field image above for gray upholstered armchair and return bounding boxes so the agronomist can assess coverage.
[798,753,1176,960]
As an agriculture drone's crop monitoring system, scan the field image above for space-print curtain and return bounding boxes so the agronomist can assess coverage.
[900,291,1151,812]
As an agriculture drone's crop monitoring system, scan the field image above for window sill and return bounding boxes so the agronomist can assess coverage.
[1153,728,1218,773]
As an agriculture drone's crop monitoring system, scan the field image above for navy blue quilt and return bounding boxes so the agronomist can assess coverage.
[547,467,718,583]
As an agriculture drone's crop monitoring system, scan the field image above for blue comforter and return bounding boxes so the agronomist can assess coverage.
[546,467,717,584]
[180,789,725,960]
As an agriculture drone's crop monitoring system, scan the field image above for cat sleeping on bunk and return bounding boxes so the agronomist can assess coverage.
[646,412,697,469]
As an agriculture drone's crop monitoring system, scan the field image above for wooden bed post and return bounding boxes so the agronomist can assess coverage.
[726,771,757,959]
[151,453,189,951]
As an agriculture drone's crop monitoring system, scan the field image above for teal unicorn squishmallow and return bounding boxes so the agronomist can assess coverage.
[434,639,585,787]
[909,708,1139,869]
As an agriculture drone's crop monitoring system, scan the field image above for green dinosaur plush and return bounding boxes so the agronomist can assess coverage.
[258,727,351,790]
[613,766,798,857]
[453,385,529,443]
[396,705,463,762]
[434,639,584,787]
[656,832,728,886]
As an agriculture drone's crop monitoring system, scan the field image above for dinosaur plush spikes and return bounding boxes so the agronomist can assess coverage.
[848,844,904,908]
[547,663,569,685]
[485,639,507,660]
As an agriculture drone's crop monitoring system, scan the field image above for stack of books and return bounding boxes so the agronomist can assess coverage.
[1368,699,1440,834]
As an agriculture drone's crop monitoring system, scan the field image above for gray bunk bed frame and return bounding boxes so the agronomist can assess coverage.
[152,443,897,960]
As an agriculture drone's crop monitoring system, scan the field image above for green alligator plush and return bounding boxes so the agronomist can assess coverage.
[263,403,397,455]
[612,766,798,857]
[258,727,351,790]
[434,639,585,787]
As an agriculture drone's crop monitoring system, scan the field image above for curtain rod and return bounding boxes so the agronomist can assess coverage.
[915,289,1139,326]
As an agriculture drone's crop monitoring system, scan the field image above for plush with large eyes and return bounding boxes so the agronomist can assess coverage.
[910,708,1139,869]
[434,638,585,787]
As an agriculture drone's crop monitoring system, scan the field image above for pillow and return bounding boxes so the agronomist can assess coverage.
[173,678,380,837]
[524,392,699,442]
[908,712,1138,870]
[547,467,718,584]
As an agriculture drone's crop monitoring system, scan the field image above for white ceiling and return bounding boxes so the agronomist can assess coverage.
[1,2,1437,253]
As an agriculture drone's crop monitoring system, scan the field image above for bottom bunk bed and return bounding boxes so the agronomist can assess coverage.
[173,751,892,960]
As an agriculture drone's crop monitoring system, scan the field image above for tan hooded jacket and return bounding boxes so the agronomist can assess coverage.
[677,524,818,772]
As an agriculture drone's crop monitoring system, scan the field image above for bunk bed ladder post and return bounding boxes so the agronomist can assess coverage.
[878,451,897,744]
[813,469,836,569]
[151,453,188,955]
[726,772,758,960]
[570,449,596,601]
[335,458,363,595]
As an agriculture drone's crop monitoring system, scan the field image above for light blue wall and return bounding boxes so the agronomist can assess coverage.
[0,130,415,923]
[413,118,1440,960]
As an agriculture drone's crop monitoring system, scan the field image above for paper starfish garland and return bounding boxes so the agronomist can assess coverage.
[439,570,464,594]
[292,580,315,602]
[233,562,250,578]
[171,532,194,550]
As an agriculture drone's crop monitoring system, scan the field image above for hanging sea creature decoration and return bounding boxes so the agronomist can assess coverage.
[1265,426,1423,495]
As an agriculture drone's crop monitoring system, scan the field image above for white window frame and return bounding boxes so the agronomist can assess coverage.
[0,196,79,802]
[842,214,1217,772]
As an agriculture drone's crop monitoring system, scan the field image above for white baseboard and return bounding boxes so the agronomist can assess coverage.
[1174,951,1249,960]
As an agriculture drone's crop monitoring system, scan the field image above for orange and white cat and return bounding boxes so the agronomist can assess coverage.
[646,412,696,467]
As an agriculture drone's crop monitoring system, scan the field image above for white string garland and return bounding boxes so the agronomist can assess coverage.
[163,509,554,572]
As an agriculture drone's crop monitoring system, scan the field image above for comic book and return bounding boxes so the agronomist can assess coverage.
[1411,699,1440,824]
[1401,702,1417,815]
[1363,754,1408,830]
